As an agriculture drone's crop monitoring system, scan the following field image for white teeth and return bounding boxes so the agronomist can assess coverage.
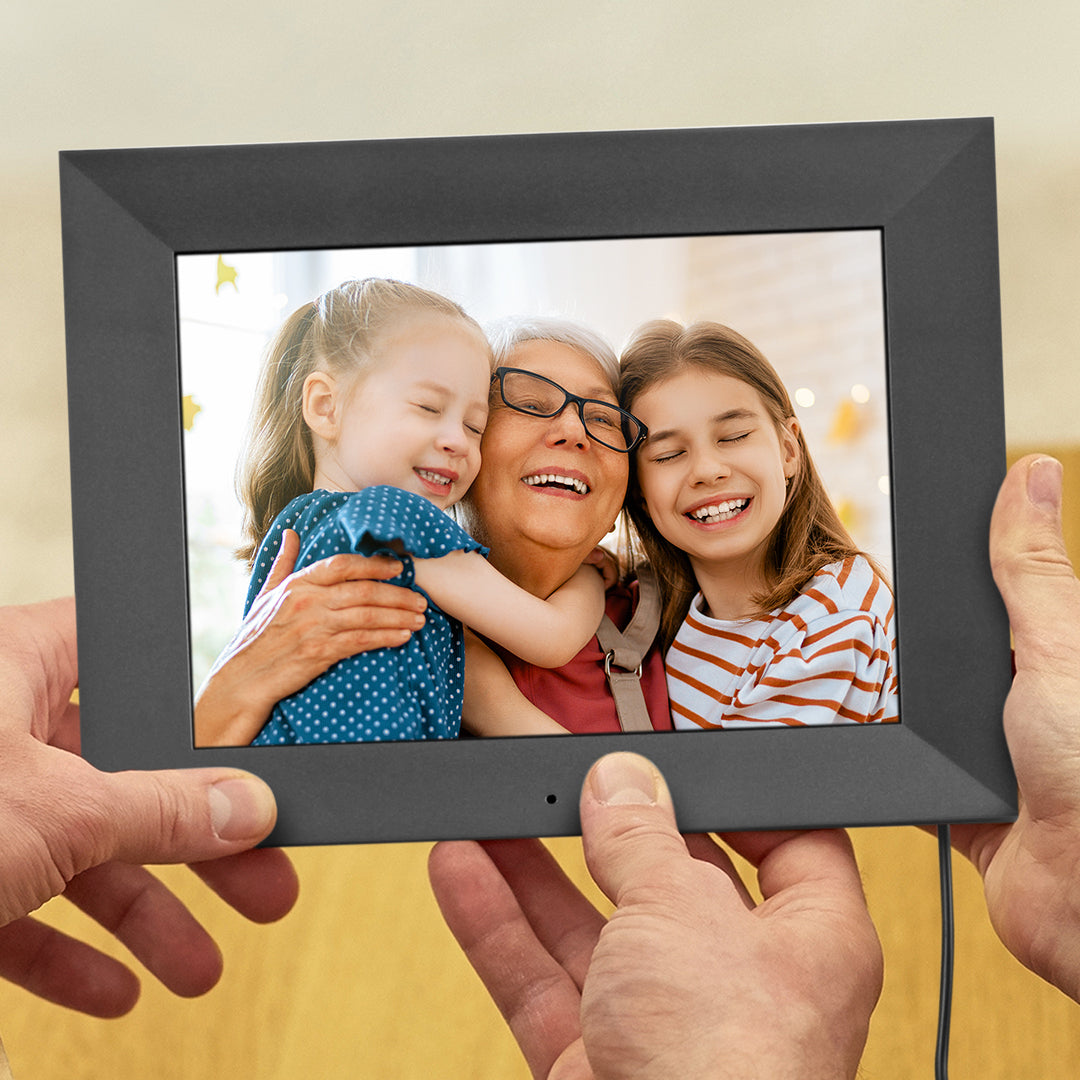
[688,498,749,523]
[417,469,451,486]
[523,473,589,494]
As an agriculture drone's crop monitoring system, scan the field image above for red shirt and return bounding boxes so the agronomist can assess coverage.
[491,581,673,734]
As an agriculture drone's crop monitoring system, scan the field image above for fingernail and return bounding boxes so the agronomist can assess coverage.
[1027,456,1063,513]
[209,777,276,841]
[590,753,659,806]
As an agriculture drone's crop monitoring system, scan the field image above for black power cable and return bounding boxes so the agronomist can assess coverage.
[935,824,955,1080]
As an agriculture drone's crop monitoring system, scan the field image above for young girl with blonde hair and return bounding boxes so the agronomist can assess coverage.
[620,319,897,730]
[220,278,604,746]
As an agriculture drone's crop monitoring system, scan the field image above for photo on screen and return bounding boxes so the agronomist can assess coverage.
[180,231,895,749]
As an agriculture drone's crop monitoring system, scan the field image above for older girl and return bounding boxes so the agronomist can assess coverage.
[620,319,897,729]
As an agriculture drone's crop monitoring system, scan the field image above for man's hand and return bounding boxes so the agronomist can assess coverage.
[430,752,882,1079]
[951,454,1080,1001]
[0,598,299,1017]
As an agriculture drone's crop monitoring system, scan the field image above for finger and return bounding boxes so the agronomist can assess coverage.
[683,833,756,909]
[947,820,1010,872]
[110,769,278,865]
[299,552,414,591]
[6,744,279,922]
[247,571,426,645]
[51,695,82,756]
[715,828,864,911]
[322,577,428,615]
[583,547,618,590]
[549,1042,595,1080]
[329,627,417,655]
[51,764,279,870]
[749,830,868,911]
[273,626,415,687]
[320,588,427,628]
[480,838,606,989]
[714,828,812,868]
[990,455,1080,673]
[62,861,223,997]
[259,528,300,595]
[188,847,300,924]
[748,830,883,1006]
[0,915,140,1018]
[274,581,426,644]
[579,753,706,908]
[428,840,583,1078]
[988,455,1080,819]
[0,598,78,738]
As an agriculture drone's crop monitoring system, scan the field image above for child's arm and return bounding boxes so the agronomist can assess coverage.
[461,631,571,736]
[413,552,606,668]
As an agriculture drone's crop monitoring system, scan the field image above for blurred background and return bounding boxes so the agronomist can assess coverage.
[2,2,1078,1077]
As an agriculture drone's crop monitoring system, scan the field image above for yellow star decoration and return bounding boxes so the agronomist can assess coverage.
[215,255,239,294]
[182,395,203,432]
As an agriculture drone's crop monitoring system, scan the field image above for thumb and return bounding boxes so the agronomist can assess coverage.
[259,528,300,596]
[989,455,1080,824]
[98,767,278,866]
[989,455,1080,676]
[579,753,689,905]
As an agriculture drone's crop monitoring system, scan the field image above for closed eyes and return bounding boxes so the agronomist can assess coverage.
[649,431,751,463]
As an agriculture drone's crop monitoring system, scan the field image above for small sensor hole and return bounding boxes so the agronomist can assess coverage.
[546,794,558,804]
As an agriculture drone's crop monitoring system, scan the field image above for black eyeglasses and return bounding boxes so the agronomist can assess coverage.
[491,367,647,453]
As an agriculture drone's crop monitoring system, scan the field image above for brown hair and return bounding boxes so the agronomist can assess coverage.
[619,319,878,651]
[236,278,485,565]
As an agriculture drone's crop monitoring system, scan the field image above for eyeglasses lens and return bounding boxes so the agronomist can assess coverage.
[500,370,637,452]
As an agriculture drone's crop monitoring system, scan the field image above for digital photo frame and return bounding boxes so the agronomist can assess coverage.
[61,119,1015,845]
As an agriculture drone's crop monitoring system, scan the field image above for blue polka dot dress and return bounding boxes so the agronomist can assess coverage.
[244,486,487,745]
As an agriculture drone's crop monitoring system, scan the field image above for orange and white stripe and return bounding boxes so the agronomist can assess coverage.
[666,555,898,730]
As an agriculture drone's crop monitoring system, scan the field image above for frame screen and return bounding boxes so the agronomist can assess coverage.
[61,121,1015,845]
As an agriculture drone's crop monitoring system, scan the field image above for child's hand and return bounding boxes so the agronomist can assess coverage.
[584,545,621,590]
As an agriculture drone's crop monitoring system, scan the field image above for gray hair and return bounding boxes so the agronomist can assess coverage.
[487,315,620,395]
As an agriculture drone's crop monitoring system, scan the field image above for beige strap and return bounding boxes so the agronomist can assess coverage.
[595,566,662,733]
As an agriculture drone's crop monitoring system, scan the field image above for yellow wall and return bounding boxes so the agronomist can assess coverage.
[4,2,1080,1077]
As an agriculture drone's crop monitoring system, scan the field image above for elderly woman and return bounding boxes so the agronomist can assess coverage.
[194,317,671,745]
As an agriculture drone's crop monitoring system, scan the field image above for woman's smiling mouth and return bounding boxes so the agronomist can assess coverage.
[522,472,591,495]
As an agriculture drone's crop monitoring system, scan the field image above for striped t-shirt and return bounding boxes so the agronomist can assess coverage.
[666,555,898,730]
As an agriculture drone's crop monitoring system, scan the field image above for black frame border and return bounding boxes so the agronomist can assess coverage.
[61,120,1014,845]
